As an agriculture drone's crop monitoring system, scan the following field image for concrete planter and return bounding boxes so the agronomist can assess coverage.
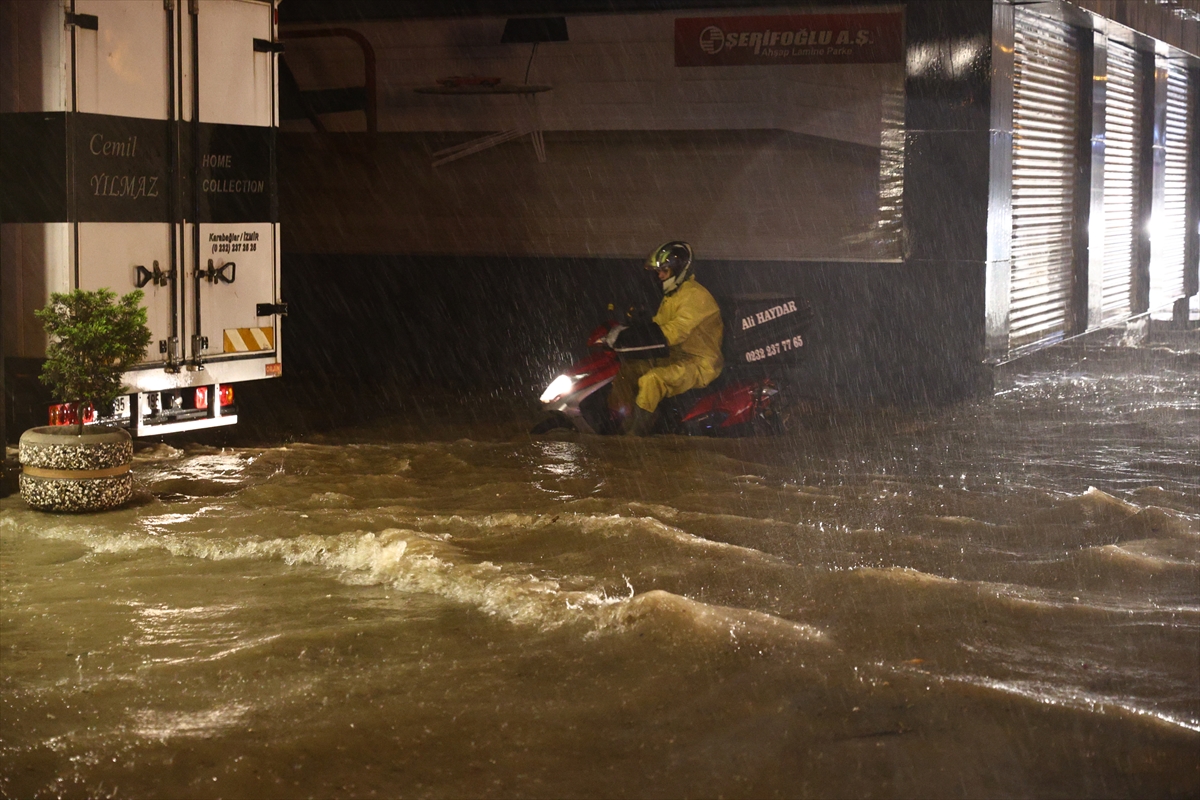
[18,426,133,512]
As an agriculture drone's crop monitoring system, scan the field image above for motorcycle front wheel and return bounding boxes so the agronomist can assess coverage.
[531,412,575,434]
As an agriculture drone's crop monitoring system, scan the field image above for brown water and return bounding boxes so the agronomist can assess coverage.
[2,340,1198,799]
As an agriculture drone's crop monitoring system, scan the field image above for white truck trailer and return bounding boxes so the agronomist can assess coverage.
[1,0,284,437]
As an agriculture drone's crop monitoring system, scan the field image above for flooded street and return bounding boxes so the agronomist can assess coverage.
[2,339,1198,799]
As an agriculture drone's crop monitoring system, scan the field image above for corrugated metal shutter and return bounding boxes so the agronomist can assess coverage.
[1100,42,1141,325]
[1010,12,1080,352]
[1149,65,1191,312]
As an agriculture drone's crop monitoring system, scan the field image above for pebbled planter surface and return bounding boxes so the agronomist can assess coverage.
[19,426,133,512]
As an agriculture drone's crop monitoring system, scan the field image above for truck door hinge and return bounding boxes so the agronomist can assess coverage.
[65,12,98,30]
[256,302,288,317]
[253,38,285,54]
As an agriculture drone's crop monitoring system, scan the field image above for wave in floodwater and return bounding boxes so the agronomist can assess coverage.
[4,507,828,652]
[936,672,1200,734]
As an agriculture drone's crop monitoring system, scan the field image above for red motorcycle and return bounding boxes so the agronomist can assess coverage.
[533,297,812,436]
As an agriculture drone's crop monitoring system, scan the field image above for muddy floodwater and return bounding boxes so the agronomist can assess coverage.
[2,339,1198,799]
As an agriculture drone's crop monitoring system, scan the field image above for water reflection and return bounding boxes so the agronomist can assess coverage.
[132,704,252,740]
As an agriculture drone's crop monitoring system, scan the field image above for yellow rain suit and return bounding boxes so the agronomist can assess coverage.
[609,276,724,416]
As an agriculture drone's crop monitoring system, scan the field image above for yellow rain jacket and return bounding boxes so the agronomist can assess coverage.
[610,276,724,415]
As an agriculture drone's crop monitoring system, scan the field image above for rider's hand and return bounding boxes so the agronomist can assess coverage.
[603,324,627,348]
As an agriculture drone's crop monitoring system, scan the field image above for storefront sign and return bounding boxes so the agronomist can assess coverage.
[675,13,903,66]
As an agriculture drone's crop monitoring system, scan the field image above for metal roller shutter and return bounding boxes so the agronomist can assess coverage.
[1100,42,1141,325]
[1010,12,1080,352]
[1149,65,1191,312]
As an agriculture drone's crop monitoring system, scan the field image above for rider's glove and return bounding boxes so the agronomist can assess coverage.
[603,324,627,348]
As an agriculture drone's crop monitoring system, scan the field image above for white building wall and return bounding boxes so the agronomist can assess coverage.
[278,7,904,261]
[283,8,899,148]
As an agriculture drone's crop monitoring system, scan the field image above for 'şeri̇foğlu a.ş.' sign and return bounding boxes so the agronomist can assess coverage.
[675,13,903,66]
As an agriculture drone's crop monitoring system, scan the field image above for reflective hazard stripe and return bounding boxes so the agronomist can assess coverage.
[223,327,275,353]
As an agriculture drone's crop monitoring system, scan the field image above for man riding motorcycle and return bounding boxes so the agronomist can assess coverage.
[606,241,724,436]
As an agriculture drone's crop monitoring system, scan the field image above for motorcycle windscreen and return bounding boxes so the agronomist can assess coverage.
[729,298,813,367]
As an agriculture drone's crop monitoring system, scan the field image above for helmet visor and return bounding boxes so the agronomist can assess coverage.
[645,252,670,273]
[645,242,691,274]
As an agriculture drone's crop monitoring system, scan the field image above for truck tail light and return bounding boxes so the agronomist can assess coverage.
[48,402,94,426]
[194,386,209,410]
[218,385,234,407]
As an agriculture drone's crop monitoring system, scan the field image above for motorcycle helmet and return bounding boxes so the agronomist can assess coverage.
[645,241,694,296]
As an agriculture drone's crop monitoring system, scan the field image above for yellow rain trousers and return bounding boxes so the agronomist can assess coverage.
[609,276,724,415]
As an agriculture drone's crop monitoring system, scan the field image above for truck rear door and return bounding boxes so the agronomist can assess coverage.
[72,0,176,367]
[186,0,280,366]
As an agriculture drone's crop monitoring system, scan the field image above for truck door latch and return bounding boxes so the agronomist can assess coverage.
[65,13,98,30]
[135,260,172,288]
[159,337,182,372]
[253,38,285,53]
[199,259,236,284]
[190,335,209,367]
[256,302,288,317]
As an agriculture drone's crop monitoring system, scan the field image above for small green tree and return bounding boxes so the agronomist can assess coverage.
[35,288,152,434]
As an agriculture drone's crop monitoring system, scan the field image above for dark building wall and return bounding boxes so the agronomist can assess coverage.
[278,130,893,262]
[280,252,984,406]
[274,2,1000,406]
[901,0,997,386]
[276,119,984,405]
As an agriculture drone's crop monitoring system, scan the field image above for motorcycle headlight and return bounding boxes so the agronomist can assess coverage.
[540,374,574,403]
